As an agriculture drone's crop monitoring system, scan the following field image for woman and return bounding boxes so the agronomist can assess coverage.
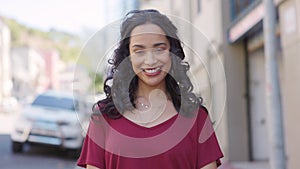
[77,9,223,169]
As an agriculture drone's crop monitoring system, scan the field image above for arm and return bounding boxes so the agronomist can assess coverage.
[201,161,217,169]
[87,165,100,169]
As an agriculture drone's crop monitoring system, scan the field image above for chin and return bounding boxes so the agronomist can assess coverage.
[140,78,166,87]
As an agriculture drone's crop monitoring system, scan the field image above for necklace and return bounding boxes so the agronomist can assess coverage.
[135,100,150,111]
[130,100,167,125]
[127,89,168,125]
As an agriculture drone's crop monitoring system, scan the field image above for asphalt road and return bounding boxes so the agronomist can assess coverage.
[0,112,81,169]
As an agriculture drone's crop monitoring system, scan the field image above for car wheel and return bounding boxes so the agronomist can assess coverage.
[12,141,23,153]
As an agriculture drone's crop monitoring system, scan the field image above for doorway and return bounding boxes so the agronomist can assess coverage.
[248,48,269,160]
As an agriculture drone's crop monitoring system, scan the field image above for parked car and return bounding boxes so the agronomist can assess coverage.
[10,90,89,156]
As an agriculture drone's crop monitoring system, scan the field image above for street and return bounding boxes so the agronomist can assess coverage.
[0,112,81,169]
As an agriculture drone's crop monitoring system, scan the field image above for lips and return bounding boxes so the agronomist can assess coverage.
[144,67,160,73]
[143,67,162,76]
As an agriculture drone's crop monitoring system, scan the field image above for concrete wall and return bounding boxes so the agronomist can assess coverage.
[279,0,300,168]
[189,0,229,161]
[221,0,250,161]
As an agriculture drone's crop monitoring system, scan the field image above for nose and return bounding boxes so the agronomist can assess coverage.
[144,50,157,65]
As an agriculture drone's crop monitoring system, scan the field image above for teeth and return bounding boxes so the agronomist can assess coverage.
[144,67,160,73]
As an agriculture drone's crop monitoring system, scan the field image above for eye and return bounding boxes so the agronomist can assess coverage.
[135,49,144,53]
[132,48,146,56]
[154,47,167,54]
[135,49,145,54]
[156,47,164,51]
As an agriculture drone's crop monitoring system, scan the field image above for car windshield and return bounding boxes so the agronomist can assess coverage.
[32,95,76,111]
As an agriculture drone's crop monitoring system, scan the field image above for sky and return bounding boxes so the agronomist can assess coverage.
[0,0,106,34]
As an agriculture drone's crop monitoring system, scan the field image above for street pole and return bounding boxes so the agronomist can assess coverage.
[263,0,286,169]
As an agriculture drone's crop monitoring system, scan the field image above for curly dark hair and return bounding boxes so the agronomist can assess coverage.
[94,9,201,119]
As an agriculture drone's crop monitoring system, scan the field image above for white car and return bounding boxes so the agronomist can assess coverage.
[10,91,90,156]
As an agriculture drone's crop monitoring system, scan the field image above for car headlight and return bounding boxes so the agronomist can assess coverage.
[13,115,33,137]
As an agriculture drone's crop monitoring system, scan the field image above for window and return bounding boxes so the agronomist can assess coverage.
[230,0,256,20]
[32,95,77,111]
[197,0,201,13]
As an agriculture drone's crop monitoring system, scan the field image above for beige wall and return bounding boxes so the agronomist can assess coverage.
[279,0,300,168]
[221,0,250,161]
[189,0,230,161]
[222,42,250,161]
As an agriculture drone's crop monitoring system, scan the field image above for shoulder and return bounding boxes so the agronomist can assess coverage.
[94,98,111,110]
[195,105,209,119]
[93,98,121,119]
[194,105,212,128]
[199,105,209,114]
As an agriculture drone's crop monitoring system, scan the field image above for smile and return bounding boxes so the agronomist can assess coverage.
[143,67,160,73]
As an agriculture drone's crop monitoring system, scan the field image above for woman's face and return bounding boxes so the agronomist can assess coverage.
[129,23,171,88]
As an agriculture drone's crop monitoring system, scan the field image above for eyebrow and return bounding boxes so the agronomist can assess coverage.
[131,42,168,49]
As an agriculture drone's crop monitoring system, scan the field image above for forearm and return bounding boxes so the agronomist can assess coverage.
[87,164,100,169]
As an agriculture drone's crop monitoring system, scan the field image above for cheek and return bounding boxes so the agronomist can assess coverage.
[131,58,142,73]
[161,55,172,71]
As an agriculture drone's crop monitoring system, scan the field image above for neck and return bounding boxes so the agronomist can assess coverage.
[136,79,168,99]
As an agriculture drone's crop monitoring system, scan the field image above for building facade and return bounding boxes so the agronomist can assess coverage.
[140,0,299,168]
[278,1,300,169]
[11,46,47,100]
[224,1,299,168]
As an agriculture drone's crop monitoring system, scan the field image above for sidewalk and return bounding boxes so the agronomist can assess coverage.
[0,112,18,134]
[220,161,269,169]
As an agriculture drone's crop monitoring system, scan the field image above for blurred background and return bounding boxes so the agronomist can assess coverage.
[0,0,299,169]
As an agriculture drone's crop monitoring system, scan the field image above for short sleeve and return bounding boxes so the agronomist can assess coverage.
[77,115,107,169]
[197,107,223,168]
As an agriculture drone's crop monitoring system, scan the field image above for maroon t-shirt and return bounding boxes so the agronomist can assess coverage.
[77,106,223,169]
